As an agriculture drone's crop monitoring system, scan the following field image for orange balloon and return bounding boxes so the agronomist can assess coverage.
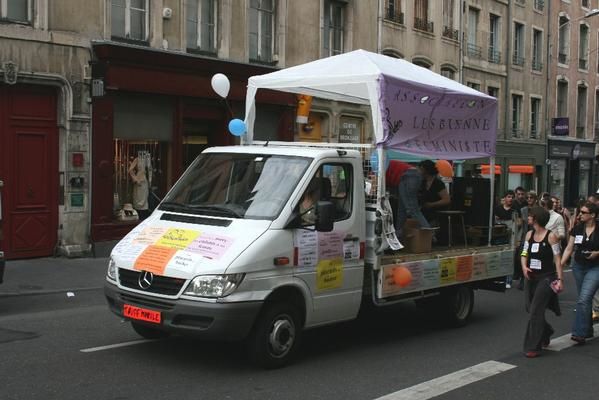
[393,266,413,287]
[436,159,453,177]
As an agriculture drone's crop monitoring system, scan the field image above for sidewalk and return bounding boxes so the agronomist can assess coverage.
[0,256,109,297]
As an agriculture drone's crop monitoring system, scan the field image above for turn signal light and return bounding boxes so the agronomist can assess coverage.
[274,257,290,266]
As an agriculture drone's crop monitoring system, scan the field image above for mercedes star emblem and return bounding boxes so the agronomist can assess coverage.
[138,271,154,290]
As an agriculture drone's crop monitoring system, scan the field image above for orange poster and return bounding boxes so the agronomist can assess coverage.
[134,245,178,275]
[456,256,473,281]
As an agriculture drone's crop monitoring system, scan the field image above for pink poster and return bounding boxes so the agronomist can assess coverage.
[187,234,233,260]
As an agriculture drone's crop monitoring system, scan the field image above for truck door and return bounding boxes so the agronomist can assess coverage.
[293,160,365,325]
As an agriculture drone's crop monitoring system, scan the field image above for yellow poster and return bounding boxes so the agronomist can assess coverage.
[156,228,201,250]
[440,258,457,284]
[316,258,344,290]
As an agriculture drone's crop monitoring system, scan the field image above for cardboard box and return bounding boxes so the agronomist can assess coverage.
[403,219,434,253]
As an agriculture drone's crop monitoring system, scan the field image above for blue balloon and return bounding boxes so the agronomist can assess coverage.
[228,119,246,136]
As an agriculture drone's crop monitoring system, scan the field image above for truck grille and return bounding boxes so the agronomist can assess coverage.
[118,268,186,296]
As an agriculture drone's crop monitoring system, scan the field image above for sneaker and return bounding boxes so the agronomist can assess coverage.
[506,283,512,289]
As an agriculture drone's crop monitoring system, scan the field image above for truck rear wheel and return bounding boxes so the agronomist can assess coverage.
[247,302,302,369]
[442,286,474,327]
[131,321,170,339]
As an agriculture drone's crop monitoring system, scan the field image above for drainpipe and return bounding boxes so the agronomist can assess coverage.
[503,0,513,195]
[377,0,382,53]
[544,0,552,193]
[459,0,464,83]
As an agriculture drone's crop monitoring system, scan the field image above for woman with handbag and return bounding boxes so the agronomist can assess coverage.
[561,201,599,345]
[521,206,564,358]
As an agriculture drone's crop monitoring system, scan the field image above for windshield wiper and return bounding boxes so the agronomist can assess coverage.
[188,205,243,218]
[158,201,194,213]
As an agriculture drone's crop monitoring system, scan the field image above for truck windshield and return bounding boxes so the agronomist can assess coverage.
[160,153,311,220]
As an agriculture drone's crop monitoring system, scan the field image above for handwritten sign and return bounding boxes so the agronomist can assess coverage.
[156,228,200,250]
[440,258,457,284]
[318,232,343,260]
[133,226,169,246]
[134,245,178,275]
[187,233,233,260]
[456,256,473,281]
[316,258,343,290]
[294,230,318,267]
[166,250,203,274]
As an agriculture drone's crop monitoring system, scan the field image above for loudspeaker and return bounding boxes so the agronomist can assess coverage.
[451,177,491,226]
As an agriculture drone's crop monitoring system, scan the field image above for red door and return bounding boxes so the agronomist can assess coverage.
[0,85,58,259]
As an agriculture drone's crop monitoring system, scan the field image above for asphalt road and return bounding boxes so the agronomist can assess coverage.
[1,269,598,400]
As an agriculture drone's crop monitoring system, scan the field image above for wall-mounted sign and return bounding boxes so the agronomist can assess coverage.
[338,117,363,144]
[551,117,569,136]
[71,193,84,208]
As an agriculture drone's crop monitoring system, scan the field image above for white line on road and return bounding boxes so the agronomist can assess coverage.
[373,360,516,400]
[545,324,599,351]
[80,339,157,353]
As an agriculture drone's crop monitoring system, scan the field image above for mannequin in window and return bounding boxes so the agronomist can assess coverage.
[129,155,150,219]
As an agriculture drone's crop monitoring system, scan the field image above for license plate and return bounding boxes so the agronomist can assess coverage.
[123,304,161,324]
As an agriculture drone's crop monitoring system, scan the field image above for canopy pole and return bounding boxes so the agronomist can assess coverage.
[488,157,496,246]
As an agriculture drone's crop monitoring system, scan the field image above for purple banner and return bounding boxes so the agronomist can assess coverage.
[379,76,497,160]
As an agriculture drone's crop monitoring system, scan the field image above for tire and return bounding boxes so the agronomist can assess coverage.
[131,321,171,339]
[441,286,474,327]
[247,302,302,369]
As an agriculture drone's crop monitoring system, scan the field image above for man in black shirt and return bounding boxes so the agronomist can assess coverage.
[514,186,527,212]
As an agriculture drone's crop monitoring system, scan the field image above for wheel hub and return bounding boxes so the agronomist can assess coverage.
[269,317,295,357]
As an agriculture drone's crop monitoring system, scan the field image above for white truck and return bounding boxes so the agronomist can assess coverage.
[104,50,512,368]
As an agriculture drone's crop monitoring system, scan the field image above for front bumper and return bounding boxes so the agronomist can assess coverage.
[104,281,262,341]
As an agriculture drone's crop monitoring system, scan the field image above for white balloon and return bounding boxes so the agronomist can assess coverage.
[211,73,230,98]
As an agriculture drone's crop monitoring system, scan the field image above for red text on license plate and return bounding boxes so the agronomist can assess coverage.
[123,304,161,324]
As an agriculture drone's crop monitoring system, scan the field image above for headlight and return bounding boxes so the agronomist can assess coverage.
[183,274,245,298]
[107,257,117,281]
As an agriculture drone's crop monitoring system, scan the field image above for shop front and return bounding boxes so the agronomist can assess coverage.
[548,138,596,207]
[90,42,295,246]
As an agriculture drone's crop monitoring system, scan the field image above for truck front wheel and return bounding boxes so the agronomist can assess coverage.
[247,302,302,369]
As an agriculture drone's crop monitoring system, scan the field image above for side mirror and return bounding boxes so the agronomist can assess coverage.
[315,201,335,232]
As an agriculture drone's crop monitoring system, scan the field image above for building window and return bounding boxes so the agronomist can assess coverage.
[579,24,589,70]
[489,14,501,63]
[530,98,541,139]
[557,79,568,117]
[558,16,570,64]
[511,94,523,138]
[385,0,404,24]
[111,0,149,41]
[467,7,481,58]
[442,0,457,40]
[0,0,32,23]
[513,22,525,66]
[577,84,588,138]
[467,82,481,92]
[533,0,544,12]
[488,86,499,99]
[323,0,345,57]
[532,29,543,71]
[414,0,433,33]
[582,0,590,8]
[187,0,217,54]
[440,66,456,80]
[594,90,599,139]
[249,0,275,63]
[413,58,432,69]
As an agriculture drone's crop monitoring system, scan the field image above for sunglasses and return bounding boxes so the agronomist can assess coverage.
[580,210,592,214]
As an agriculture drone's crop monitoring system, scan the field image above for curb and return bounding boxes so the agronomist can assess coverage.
[0,286,104,298]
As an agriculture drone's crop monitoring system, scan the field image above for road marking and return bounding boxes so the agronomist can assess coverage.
[373,360,516,400]
[80,339,157,353]
[546,324,599,351]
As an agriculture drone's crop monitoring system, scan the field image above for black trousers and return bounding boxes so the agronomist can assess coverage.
[523,275,556,352]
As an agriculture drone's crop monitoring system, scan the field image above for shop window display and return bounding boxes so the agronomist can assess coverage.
[113,139,167,221]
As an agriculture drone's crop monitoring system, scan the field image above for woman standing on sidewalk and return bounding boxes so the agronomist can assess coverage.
[521,206,563,358]
[561,201,599,345]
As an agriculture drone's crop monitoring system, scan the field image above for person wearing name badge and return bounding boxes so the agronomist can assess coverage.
[561,202,599,345]
[520,206,563,358]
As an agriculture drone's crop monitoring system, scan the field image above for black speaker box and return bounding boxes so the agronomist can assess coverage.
[451,177,491,227]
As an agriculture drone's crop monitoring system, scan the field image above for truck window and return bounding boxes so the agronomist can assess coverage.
[298,164,352,224]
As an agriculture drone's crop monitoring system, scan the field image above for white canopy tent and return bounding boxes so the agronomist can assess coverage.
[243,50,499,246]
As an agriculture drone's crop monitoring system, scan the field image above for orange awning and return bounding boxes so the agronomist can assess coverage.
[508,165,534,174]
[481,164,501,175]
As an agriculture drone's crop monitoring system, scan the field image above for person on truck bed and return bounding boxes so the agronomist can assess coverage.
[418,160,451,242]
[386,160,430,239]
